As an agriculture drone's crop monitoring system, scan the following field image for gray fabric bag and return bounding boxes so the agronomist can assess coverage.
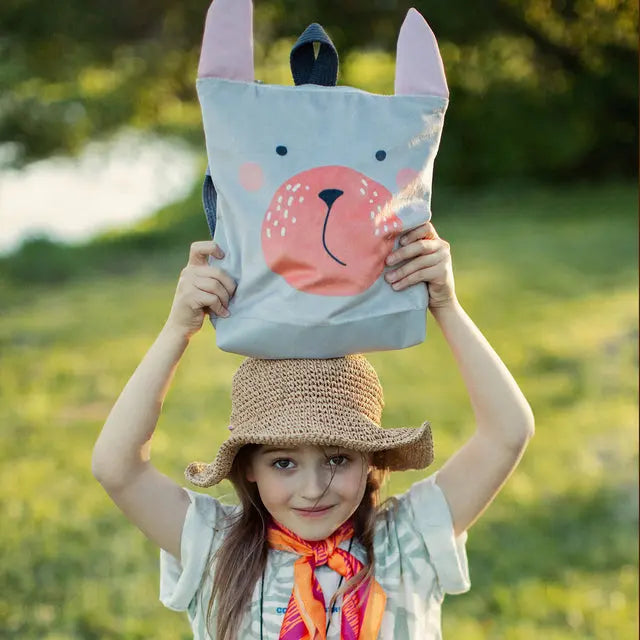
[197,0,449,358]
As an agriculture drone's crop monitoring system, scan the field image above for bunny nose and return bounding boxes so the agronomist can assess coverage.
[318,189,344,208]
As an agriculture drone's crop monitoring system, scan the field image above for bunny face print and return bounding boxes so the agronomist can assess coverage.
[199,81,446,296]
[196,0,449,358]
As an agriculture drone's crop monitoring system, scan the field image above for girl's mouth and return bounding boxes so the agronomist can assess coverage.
[293,505,335,518]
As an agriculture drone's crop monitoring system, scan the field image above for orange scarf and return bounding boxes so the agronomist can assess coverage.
[267,519,386,640]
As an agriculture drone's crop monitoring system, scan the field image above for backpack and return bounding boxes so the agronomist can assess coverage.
[198,0,449,358]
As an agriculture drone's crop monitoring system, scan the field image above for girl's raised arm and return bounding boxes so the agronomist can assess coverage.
[91,241,236,560]
[384,221,534,536]
[430,300,535,536]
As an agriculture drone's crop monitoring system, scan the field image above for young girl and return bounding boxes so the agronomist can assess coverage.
[92,221,534,639]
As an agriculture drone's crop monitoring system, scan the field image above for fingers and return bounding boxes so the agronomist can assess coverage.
[398,221,439,247]
[183,267,236,317]
[197,291,230,318]
[181,241,237,318]
[385,248,443,285]
[191,265,237,298]
[389,262,446,291]
[188,240,225,266]
[385,221,451,291]
[193,275,230,308]
[386,238,441,266]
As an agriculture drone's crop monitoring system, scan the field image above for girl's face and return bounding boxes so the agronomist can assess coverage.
[247,445,369,541]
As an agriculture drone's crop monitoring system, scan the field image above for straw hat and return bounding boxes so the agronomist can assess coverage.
[185,355,433,487]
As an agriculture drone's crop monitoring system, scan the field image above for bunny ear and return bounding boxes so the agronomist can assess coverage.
[198,0,254,81]
[394,8,448,98]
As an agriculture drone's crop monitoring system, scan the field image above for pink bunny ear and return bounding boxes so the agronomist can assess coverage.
[395,8,448,98]
[198,0,254,81]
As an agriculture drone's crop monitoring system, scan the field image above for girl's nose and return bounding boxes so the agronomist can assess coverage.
[300,468,329,501]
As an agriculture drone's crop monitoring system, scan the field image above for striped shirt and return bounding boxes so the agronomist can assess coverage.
[160,473,470,639]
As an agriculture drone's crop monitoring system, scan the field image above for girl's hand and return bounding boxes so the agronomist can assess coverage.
[164,241,237,339]
[384,221,457,309]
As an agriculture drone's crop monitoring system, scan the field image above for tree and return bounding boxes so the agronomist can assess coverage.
[1,0,636,183]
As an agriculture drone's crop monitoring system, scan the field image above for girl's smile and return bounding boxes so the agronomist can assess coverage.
[292,504,336,518]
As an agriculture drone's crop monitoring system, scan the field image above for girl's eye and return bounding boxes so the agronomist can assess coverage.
[328,455,349,467]
[375,149,386,161]
[273,459,295,470]
[276,145,288,156]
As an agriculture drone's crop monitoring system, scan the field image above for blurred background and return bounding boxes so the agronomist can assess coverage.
[0,0,637,638]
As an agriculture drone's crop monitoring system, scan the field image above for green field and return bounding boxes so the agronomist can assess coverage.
[1,182,637,638]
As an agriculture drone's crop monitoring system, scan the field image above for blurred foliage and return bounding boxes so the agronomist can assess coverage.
[0,182,637,637]
[0,0,637,184]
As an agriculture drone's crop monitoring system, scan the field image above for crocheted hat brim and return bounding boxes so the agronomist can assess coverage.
[185,413,433,487]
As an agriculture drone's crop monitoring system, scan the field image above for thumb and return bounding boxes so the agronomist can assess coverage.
[188,240,225,265]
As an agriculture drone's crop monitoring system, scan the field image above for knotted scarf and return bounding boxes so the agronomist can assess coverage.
[267,519,386,640]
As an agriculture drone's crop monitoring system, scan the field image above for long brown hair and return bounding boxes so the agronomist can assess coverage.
[206,445,389,640]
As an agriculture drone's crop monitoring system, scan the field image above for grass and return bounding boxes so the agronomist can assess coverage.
[0,180,637,638]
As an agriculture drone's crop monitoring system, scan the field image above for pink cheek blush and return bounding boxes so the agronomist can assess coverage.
[238,162,264,191]
[396,167,420,190]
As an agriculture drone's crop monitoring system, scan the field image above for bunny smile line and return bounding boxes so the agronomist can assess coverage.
[321,202,347,266]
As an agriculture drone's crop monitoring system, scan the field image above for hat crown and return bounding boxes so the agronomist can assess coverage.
[185,355,433,487]
[230,355,384,433]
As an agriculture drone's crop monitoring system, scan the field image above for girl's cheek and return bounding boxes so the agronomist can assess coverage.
[334,469,364,497]
[264,474,296,500]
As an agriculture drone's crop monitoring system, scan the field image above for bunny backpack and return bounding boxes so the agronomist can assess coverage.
[197,0,449,358]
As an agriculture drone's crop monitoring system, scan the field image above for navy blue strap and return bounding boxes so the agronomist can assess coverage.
[290,23,338,87]
[202,169,217,239]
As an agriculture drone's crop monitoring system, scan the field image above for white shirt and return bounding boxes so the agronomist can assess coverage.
[160,473,470,639]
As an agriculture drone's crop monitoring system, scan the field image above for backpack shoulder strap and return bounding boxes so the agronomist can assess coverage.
[202,167,217,239]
